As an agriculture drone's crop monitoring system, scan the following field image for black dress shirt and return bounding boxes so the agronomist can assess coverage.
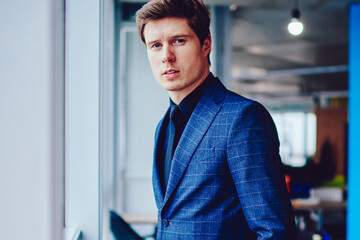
[161,73,214,190]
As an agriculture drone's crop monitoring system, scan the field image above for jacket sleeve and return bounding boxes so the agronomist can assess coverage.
[226,101,296,240]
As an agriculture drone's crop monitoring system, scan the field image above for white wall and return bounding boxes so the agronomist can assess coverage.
[0,1,64,240]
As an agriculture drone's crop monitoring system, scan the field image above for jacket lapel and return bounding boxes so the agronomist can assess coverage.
[163,78,226,205]
[153,108,169,208]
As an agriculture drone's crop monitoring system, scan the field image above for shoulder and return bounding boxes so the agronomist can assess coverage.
[206,76,273,123]
[202,75,274,125]
[223,89,271,118]
[221,89,278,138]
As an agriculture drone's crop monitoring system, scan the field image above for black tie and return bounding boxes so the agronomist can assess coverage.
[163,105,180,191]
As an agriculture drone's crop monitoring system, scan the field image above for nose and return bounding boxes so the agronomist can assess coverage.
[162,45,175,63]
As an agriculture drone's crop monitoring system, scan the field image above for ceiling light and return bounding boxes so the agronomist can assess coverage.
[288,1,304,36]
[288,19,303,36]
[229,4,238,11]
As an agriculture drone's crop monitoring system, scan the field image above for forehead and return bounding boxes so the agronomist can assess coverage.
[143,17,195,43]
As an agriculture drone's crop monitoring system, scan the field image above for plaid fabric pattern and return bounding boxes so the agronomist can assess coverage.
[153,76,296,240]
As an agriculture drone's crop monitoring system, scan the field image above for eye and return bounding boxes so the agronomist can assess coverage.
[151,43,162,49]
[173,39,185,45]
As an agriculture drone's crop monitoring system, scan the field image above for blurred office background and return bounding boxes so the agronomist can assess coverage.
[0,0,359,240]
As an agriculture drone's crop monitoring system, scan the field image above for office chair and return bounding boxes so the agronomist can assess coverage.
[109,210,144,240]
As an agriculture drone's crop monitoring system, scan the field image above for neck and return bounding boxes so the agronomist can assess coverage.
[169,70,210,105]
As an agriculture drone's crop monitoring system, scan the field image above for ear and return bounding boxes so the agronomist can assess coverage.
[202,34,212,56]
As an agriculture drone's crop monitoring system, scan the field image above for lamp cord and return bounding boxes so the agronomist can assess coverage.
[294,0,299,9]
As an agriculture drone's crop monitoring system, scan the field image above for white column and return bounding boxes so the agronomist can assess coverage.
[65,0,101,239]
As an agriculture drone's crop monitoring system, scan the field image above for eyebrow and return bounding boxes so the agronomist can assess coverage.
[146,34,192,47]
[146,40,159,48]
[171,34,191,39]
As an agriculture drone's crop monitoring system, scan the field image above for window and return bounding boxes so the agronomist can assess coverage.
[272,112,317,167]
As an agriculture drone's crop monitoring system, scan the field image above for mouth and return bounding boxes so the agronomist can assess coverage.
[163,69,180,75]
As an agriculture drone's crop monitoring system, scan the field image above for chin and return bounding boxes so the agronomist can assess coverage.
[164,86,180,92]
[159,82,181,91]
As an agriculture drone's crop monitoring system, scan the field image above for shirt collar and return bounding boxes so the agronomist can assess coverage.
[170,73,214,120]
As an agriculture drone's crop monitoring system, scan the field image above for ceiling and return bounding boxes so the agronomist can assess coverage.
[122,0,354,110]
[220,0,351,110]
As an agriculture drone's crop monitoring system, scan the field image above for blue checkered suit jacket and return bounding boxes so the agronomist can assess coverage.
[153,75,296,239]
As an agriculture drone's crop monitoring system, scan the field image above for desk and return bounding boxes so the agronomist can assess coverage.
[122,201,347,231]
[292,199,347,231]
[122,213,158,224]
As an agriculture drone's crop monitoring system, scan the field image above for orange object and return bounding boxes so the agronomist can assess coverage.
[285,175,291,193]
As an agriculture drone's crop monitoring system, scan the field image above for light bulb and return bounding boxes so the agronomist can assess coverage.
[288,18,304,36]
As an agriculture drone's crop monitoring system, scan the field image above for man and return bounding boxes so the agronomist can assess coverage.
[136,0,296,239]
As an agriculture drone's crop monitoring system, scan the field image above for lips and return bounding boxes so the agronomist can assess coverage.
[163,69,179,75]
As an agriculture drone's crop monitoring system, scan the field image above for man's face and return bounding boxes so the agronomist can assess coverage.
[143,17,211,103]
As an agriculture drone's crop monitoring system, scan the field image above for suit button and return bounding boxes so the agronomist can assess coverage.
[162,219,169,227]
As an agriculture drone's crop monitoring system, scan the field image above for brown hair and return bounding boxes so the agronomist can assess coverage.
[135,0,211,46]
